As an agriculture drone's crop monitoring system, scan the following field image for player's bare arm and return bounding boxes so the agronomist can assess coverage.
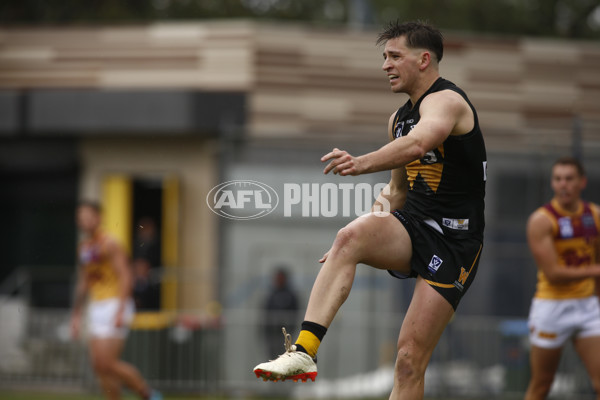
[70,250,89,338]
[593,203,600,298]
[72,261,89,314]
[319,114,408,265]
[528,209,600,283]
[372,112,410,212]
[321,90,472,176]
[105,238,133,327]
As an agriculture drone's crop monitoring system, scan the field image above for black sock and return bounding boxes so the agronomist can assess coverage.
[301,321,327,341]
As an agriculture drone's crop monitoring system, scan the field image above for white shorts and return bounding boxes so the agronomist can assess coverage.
[87,298,135,339]
[528,296,600,348]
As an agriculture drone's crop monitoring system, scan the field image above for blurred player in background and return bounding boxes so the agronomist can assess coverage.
[262,267,300,358]
[525,157,600,400]
[254,20,487,400]
[70,201,162,400]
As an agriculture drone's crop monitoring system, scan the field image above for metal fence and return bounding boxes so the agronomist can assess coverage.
[0,302,596,399]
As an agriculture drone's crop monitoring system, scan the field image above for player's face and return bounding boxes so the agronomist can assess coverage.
[551,164,586,208]
[76,206,101,234]
[382,36,424,94]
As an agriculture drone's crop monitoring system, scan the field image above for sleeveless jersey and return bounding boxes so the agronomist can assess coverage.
[392,77,487,240]
[534,199,600,299]
[79,234,121,301]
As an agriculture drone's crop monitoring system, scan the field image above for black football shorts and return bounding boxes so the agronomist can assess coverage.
[389,209,483,310]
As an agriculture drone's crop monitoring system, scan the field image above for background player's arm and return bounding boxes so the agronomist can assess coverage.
[70,249,89,338]
[105,238,133,327]
[322,90,472,176]
[72,267,88,315]
[593,203,600,298]
[527,210,600,283]
[595,236,600,298]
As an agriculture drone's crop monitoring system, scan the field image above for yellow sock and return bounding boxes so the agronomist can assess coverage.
[295,330,321,358]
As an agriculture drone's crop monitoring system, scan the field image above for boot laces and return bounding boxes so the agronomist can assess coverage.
[282,327,296,353]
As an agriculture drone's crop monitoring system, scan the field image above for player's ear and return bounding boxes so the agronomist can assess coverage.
[419,51,431,71]
[580,175,588,190]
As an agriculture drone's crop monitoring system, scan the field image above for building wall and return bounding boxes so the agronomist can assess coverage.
[2,21,599,152]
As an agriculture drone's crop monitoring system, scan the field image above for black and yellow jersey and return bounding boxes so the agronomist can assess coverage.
[392,77,486,240]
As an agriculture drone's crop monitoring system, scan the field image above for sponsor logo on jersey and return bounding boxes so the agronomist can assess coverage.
[582,214,595,229]
[483,161,487,182]
[394,121,405,138]
[558,216,574,238]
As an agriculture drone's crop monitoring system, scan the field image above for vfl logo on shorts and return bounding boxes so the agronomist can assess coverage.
[428,255,443,274]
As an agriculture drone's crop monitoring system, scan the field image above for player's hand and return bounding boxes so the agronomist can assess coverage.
[114,307,124,328]
[319,249,331,263]
[321,148,362,176]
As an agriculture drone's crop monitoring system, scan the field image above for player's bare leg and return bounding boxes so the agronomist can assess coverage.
[304,212,413,327]
[574,335,600,399]
[96,370,121,400]
[254,212,413,382]
[524,345,562,400]
[90,339,122,400]
[90,338,152,400]
[389,277,454,400]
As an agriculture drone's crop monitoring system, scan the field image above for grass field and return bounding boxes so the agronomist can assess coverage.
[0,392,394,400]
[0,393,234,400]
[0,392,369,400]
[0,392,361,400]
[0,392,508,400]
[0,394,470,400]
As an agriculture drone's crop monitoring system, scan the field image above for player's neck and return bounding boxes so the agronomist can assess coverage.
[553,197,582,215]
[408,73,440,108]
[85,227,103,241]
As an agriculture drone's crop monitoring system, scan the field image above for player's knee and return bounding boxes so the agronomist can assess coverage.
[529,375,553,397]
[394,341,426,384]
[335,216,377,246]
[92,355,116,375]
[332,225,359,253]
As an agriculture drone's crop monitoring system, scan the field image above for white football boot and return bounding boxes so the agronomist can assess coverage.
[253,327,317,382]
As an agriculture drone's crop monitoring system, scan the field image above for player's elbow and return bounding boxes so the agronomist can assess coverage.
[409,143,428,161]
[544,273,561,285]
[543,269,565,284]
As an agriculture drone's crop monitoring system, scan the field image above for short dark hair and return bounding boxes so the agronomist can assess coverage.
[78,199,102,214]
[376,20,444,63]
[553,156,585,176]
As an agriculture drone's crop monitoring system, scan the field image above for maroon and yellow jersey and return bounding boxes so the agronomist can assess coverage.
[79,233,120,301]
[535,199,600,299]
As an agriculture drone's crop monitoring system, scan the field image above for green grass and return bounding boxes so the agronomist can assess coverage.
[0,393,367,400]
[0,393,332,400]
[0,391,516,400]
[1,394,215,400]
[0,393,205,400]
[0,392,389,400]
